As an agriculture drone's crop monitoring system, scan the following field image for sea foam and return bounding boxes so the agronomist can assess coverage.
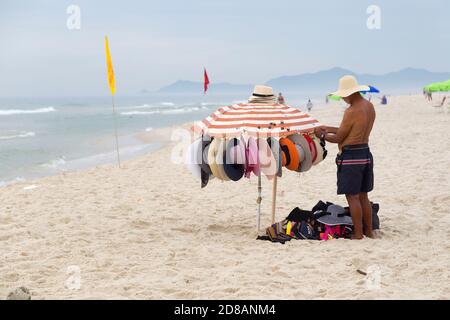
[0,107,56,116]
[0,131,36,140]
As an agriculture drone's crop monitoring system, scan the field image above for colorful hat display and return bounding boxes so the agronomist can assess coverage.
[267,137,282,178]
[279,137,300,171]
[189,131,328,186]
[245,137,260,178]
[223,137,246,181]
[257,138,277,180]
[288,134,312,172]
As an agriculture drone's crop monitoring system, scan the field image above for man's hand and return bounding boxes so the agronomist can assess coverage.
[314,126,326,139]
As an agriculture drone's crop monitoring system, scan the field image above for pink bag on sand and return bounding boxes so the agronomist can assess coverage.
[320,225,344,240]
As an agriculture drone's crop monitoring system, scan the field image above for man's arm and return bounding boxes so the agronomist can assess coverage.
[324,109,354,144]
[324,126,338,134]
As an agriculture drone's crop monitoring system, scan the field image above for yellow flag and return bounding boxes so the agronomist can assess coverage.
[104,36,116,95]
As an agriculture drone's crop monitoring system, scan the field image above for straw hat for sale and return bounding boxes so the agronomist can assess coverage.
[208,138,226,180]
[330,75,370,98]
[248,85,276,104]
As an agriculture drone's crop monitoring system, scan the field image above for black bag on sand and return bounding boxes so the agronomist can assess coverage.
[344,202,380,230]
[311,201,381,230]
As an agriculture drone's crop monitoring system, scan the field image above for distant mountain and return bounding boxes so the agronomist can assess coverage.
[139,88,151,95]
[266,67,355,93]
[158,80,252,94]
[266,67,450,94]
[157,68,450,94]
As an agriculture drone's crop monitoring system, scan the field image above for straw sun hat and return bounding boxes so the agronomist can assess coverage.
[331,75,370,98]
[248,85,276,103]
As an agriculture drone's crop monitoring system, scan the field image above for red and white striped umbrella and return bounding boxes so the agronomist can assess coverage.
[192,103,321,138]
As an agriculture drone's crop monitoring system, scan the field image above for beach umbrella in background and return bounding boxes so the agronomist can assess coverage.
[424,80,450,93]
[190,102,323,232]
[328,85,380,101]
[424,82,443,92]
[444,80,450,91]
[104,36,121,167]
[360,85,380,94]
[328,94,342,101]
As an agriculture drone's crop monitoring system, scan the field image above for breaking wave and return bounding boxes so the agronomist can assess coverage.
[121,106,205,116]
[0,131,36,140]
[0,107,56,116]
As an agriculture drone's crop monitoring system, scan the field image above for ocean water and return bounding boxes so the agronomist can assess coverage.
[0,93,325,185]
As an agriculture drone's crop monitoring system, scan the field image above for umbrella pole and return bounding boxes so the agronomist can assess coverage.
[256,172,262,233]
[271,174,278,224]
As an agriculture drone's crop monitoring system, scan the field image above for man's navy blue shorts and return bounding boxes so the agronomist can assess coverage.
[336,144,374,195]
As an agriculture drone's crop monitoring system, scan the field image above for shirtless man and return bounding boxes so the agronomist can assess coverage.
[315,76,376,239]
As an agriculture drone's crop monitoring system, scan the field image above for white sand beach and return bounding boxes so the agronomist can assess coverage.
[0,95,449,299]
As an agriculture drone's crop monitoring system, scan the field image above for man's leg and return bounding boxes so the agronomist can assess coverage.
[359,192,374,238]
[345,194,363,240]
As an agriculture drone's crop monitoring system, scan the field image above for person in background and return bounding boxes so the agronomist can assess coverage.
[277,92,285,104]
[307,99,313,112]
[381,95,387,105]
[325,95,329,104]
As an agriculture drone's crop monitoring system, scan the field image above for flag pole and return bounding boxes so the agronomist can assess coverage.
[105,35,120,168]
[111,95,121,168]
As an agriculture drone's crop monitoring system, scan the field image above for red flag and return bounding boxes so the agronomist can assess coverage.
[203,68,210,94]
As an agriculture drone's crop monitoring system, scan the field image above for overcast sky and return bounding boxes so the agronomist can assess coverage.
[0,0,449,97]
